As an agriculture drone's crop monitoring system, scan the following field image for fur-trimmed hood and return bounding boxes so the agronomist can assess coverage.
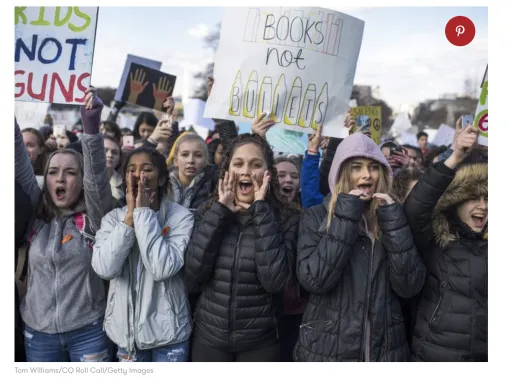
[432,162,488,247]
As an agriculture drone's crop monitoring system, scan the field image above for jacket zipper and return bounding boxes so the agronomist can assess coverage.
[53,219,62,334]
[361,224,375,362]
[229,230,243,349]
[429,281,447,325]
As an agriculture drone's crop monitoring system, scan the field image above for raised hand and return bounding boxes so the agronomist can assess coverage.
[162,97,175,116]
[308,124,323,154]
[136,173,156,208]
[446,124,478,168]
[372,193,395,206]
[128,69,148,105]
[252,113,276,139]
[348,189,370,201]
[218,171,241,213]
[344,108,356,133]
[253,171,271,202]
[124,173,136,227]
[153,77,173,111]
[149,119,172,144]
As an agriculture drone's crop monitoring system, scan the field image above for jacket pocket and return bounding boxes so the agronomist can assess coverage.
[429,281,447,327]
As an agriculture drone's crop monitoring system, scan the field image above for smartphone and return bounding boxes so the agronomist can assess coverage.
[122,135,134,147]
[390,146,404,156]
[461,115,474,128]
[53,124,66,138]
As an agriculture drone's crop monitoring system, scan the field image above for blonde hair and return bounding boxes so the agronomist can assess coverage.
[326,158,392,237]
[166,133,209,167]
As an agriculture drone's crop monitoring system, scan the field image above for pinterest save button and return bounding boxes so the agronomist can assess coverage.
[445,16,476,46]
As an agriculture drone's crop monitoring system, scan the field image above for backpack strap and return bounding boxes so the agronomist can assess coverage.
[74,212,96,249]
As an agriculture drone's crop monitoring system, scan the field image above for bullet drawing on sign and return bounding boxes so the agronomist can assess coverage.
[298,84,316,128]
[271,74,287,123]
[284,77,303,125]
[243,70,259,118]
[229,71,243,116]
[258,77,273,118]
[311,83,328,130]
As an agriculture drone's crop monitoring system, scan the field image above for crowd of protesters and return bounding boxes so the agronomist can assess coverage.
[15,76,487,362]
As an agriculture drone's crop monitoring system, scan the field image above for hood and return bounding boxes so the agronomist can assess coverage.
[328,133,392,194]
[432,162,488,247]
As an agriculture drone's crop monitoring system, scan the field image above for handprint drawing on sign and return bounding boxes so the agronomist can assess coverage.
[153,77,173,111]
[128,69,149,104]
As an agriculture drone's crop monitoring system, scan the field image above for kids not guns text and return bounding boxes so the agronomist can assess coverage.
[14,7,94,103]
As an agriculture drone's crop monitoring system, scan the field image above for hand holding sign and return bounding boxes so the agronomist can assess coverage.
[153,77,173,111]
[128,69,149,104]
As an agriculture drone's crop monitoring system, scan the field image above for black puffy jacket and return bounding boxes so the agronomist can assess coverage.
[294,194,426,362]
[404,162,488,362]
[186,200,299,353]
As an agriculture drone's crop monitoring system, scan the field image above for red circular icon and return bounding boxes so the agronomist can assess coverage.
[478,113,488,132]
[445,16,475,46]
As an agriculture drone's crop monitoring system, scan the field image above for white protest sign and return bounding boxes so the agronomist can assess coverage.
[474,66,488,146]
[49,109,81,129]
[204,7,365,138]
[114,54,162,101]
[15,101,50,129]
[432,124,456,147]
[15,7,99,104]
[182,99,215,131]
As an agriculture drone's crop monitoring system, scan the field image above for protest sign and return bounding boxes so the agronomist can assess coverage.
[432,124,455,147]
[349,106,382,144]
[114,54,162,101]
[474,66,488,146]
[205,7,365,138]
[15,101,50,129]
[121,63,177,111]
[15,6,99,104]
[182,99,215,131]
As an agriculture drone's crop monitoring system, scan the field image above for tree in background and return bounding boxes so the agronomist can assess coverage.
[193,23,220,101]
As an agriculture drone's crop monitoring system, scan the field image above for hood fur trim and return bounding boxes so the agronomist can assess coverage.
[432,163,488,247]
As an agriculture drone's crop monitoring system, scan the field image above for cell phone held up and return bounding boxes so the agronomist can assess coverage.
[122,135,134,148]
[461,115,474,129]
[390,145,404,156]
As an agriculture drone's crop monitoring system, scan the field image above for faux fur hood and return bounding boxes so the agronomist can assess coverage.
[432,162,488,247]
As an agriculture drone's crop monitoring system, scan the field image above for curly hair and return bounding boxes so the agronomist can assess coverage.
[205,133,298,220]
[392,167,424,204]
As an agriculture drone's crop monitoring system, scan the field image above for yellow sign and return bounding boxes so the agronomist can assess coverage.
[349,106,382,144]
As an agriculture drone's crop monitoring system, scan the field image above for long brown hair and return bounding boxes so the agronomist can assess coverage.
[207,133,298,220]
[36,149,85,222]
[326,158,392,237]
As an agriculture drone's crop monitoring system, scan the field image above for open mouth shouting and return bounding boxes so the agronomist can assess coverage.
[55,186,67,201]
[471,212,488,229]
[238,179,254,195]
[357,182,373,195]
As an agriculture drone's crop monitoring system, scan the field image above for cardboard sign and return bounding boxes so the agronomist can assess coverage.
[349,106,382,144]
[204,7,365,139]
[114,54,162,101]
[14,6,99,104]
[121,63,176,111]
[474,66,488,146]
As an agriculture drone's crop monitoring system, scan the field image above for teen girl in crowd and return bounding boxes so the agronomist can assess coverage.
[92,147,195,362]
[294,133,426,362]
[404,125,487,362]
[186,133,300,362]
[15,89,113,362]
[21,128,51,189]
[104,136,124,202]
